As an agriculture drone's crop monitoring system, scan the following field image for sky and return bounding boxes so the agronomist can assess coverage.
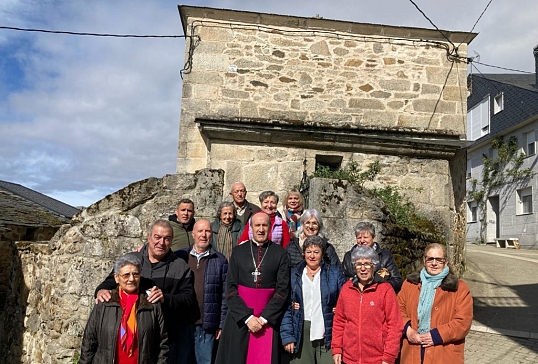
[0,0,537,208]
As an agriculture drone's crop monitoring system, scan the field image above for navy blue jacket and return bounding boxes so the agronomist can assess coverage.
[280,261,346,352]
[176,246,228,330]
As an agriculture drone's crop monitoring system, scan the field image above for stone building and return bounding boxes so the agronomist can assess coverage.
[176,6,475,250]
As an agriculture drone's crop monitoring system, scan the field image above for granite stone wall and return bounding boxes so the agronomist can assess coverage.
[4,170,224,364]
[6,170,456,363]
[176,9,469,261]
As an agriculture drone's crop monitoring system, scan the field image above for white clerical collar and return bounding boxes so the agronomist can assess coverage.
[252,240,268,247]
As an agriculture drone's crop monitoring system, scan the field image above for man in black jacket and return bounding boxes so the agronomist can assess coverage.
[341,221,403,293]
[95,220,195,364]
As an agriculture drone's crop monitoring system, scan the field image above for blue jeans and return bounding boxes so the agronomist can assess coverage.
[193,325,216,364]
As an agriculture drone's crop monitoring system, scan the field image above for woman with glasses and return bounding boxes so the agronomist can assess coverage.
[280,235,346,364]
[286,209,341,267]
[331,246,401,364]
[398,243,473,364]
[80,253,168,364]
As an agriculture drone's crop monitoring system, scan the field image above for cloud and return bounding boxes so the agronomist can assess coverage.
[1,0,538,207]
[0,0,184,206]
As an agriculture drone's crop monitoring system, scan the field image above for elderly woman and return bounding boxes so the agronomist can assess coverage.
[398,243,473,364]
[211,201,244,260]
[286,209,341,267]
[238,190,290,247]
[80,253,168,364]
[331,246,400,364]
[277,189,305,234]
[280,236,346,364]
[342,221,403,293]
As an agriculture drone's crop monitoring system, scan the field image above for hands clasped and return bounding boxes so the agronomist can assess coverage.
[246,316,265,333]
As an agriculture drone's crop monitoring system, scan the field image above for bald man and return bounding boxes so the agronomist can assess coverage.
[229,182,261,225]
[175,219,228,364]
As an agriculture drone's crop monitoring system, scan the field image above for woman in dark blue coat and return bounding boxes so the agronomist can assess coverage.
[280,236,346,364]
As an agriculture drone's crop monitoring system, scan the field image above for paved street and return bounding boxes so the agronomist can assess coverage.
[464,243,538,362]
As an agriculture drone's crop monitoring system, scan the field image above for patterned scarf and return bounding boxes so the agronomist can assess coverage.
[417,266,449,334]
[286,205,303,233]
[217,221,233,261]
[118,288,138,357]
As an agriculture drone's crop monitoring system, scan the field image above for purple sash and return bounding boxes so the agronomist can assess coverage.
[238,285,275,364]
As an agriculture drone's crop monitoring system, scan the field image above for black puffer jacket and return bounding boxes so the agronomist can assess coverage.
[80,289,168,364]
[286,237,341,268]
[342,242,403,293]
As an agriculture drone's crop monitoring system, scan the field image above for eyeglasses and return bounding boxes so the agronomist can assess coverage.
[354,262,374,269]
[119,272,141,279]
[304,221,319,227]
[424,257,446,264]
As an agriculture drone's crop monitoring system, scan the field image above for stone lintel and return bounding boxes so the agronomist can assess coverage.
[178,6,477,45]
[197,118,465,159]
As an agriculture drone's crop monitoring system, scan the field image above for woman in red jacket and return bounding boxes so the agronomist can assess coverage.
[331,246,401,364]
[398,243,473,364]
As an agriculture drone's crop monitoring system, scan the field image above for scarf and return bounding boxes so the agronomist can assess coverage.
[286,205,303,234]
[217,221,233,261]
[118,288,138,357]
[417,266,449,334]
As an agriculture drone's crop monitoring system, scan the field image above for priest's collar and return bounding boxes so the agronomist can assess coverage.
[251,239,269,247]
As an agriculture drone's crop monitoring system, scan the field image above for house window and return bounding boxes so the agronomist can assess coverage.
[468,201,478,223]
[466,159,471,179]
[517,187,533,215]
[524,131,536,156]
[493,93,504,114]
[467,96,490,141]
[315,154,343,172]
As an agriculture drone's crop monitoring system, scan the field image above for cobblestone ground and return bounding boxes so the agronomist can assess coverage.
[465,331,538,363]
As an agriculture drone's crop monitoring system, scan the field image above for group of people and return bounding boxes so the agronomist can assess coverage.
[79,182,473,364]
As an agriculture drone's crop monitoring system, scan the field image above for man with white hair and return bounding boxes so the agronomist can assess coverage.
[229,181,261,225]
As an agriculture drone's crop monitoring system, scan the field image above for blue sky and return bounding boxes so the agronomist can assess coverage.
[1,0,537,207]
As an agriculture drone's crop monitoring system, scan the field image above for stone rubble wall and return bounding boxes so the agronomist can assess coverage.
[177,16,468,186]
[5,170,224,364]
[176,16,468,253]
[4,169,461,363]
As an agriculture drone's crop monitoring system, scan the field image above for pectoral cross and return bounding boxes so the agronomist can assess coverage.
[251,268,261,282]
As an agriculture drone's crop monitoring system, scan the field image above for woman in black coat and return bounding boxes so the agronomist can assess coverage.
[286,209,341,268]
[80,252,168,364]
